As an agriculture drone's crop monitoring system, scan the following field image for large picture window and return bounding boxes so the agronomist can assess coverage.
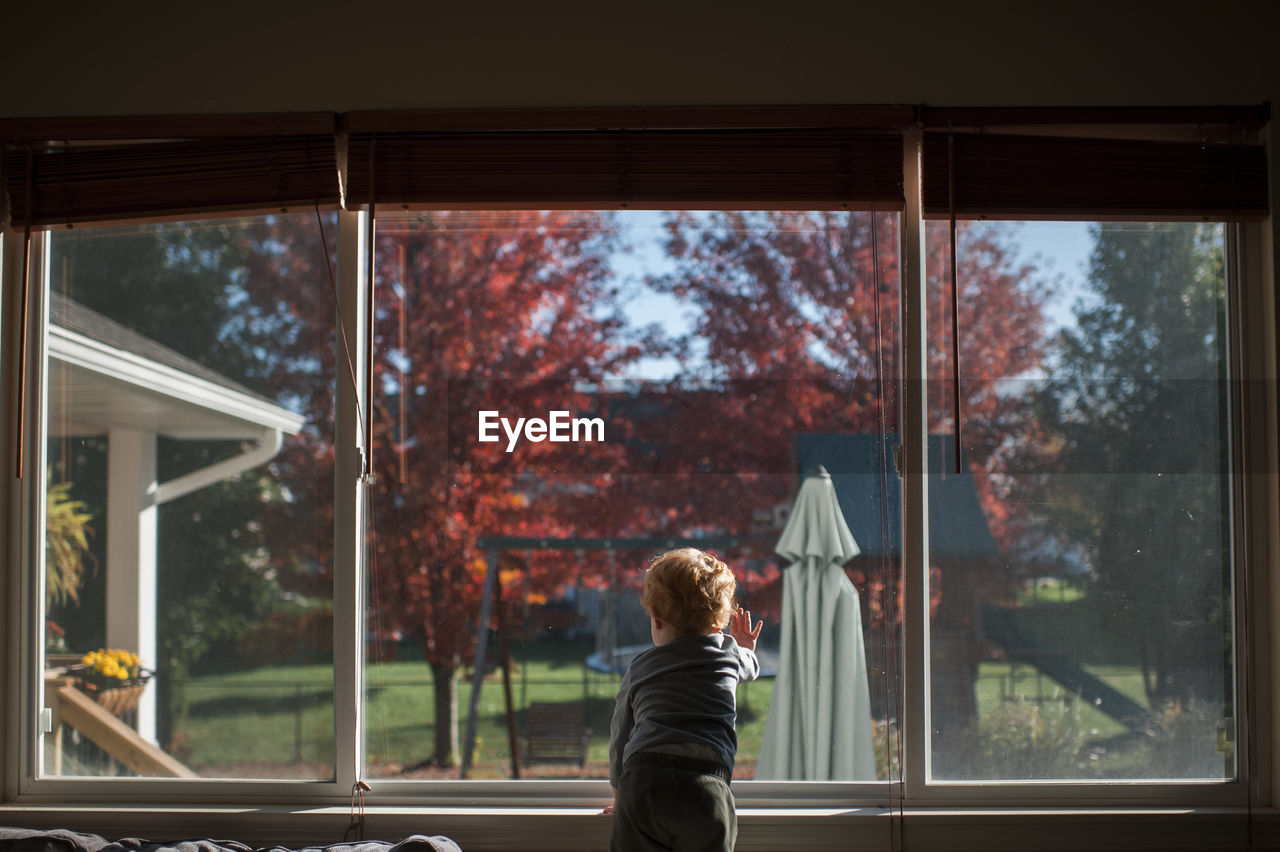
[29,213,1246,790]
[2,114,1267,832]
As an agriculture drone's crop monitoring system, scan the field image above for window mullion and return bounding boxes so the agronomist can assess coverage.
[9,227,46,795]
[333,210,369,790]
[899,129,930,798]
[1229,219,1273,805]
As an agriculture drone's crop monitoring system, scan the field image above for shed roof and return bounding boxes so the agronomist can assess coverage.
[795,433,1000,559]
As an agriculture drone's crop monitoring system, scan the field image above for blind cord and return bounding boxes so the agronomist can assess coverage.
[947,127,963,476]
[343,779,371,842]
[15,148,33,479]
[363,138,377,482]
[870,203,905,850]
[313,202,369,466]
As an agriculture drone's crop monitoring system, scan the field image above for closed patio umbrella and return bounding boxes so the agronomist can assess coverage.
[755,466,876,780]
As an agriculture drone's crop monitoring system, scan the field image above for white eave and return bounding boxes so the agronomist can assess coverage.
[47,325,306,441]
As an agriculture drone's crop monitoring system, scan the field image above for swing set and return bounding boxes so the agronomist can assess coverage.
[459,534,772,779]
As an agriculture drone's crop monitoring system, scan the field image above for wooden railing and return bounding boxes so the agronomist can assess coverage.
[46,674,196,777]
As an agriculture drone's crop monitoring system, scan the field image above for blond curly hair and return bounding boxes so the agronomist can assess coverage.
[641,548,737,636]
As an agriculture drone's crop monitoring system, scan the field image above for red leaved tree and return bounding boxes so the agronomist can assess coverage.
[648,211,1053,735]
[236,208,1051,769]
[648,212,1052,580]
[366,211,655,768]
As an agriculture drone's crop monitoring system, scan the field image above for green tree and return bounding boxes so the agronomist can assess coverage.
[47,218,332,751]
[365,211,649,769]
[1038,222,1231,709]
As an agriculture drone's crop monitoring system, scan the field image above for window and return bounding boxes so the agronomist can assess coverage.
[363,209,901,782]
[39,215,337,780]
[2,112,1270,838]
[925,219,1236,782]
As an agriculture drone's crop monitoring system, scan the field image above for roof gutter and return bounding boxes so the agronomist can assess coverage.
[152,427,285,505]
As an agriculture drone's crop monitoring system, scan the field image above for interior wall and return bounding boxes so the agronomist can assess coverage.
[4,0,1280,827]
[3,0,1278,117]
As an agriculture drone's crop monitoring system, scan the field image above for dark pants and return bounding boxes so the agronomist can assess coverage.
[611,752,737,852]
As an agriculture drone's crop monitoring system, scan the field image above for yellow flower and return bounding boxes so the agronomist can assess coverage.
[79,647,144,681]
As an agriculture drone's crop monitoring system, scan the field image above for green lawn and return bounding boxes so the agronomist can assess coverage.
[175,635,1178,781]
[973,660,1149,741]
[1014,576,1087,606]
[176,640,776,779]
[177,661,335,775]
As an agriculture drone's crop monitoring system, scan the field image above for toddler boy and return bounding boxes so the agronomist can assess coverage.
[605,548,763,852]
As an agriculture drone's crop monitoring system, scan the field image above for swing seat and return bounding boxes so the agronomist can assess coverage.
[523,700,590,767]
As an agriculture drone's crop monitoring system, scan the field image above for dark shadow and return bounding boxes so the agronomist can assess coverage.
[187,688,334,719]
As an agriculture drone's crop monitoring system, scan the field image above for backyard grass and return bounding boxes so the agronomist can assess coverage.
[176,661,335,776]
[175,631,1165,780]
[175,637,776,779]
[140,578,1237,782]
[973,660,1149,741]
[1014,576,1087,607]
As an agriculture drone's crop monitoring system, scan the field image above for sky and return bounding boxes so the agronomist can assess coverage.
[607,212,1097,382]
[1002,220,1094,332]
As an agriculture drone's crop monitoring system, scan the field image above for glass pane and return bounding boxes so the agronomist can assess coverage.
[364,210,903,782]
[42,215,337,779]
[926,220,1235,781]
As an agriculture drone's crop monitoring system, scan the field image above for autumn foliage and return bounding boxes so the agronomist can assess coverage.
[244,209,1050,769]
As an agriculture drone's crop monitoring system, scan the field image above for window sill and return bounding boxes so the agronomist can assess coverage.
[1,803,1276,852]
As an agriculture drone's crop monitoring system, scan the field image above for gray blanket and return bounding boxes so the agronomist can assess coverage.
[0,830,461,852]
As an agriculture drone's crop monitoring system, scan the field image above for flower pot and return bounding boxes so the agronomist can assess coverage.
[67,663,154,717]
[88,681,148,715]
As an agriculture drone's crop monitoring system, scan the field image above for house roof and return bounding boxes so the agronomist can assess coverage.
[46,292,305,440]
[49,293,280,402]
[794,433,1000,559]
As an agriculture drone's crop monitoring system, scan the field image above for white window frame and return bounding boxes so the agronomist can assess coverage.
[1,133,1276,850]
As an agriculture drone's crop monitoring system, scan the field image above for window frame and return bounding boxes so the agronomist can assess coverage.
[1,123,1275,840]
[916,218,1252,796]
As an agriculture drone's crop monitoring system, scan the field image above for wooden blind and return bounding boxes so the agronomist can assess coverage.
[921,132,1268,221]
[4,134,341,227]
[345,129,905,210]
[8,116,1268,225]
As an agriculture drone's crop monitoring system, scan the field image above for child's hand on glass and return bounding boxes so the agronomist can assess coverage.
[728,607,763,651]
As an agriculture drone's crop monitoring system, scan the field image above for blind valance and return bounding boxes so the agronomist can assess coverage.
[6,114,1270,225]
[4,134,341,228]
[344,129,905,210]
[921,131,1268,221]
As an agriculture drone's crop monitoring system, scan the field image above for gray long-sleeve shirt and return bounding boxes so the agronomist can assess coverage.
[609,632,760,787]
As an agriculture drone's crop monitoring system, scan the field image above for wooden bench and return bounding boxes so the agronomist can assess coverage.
[524,700,590,767]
